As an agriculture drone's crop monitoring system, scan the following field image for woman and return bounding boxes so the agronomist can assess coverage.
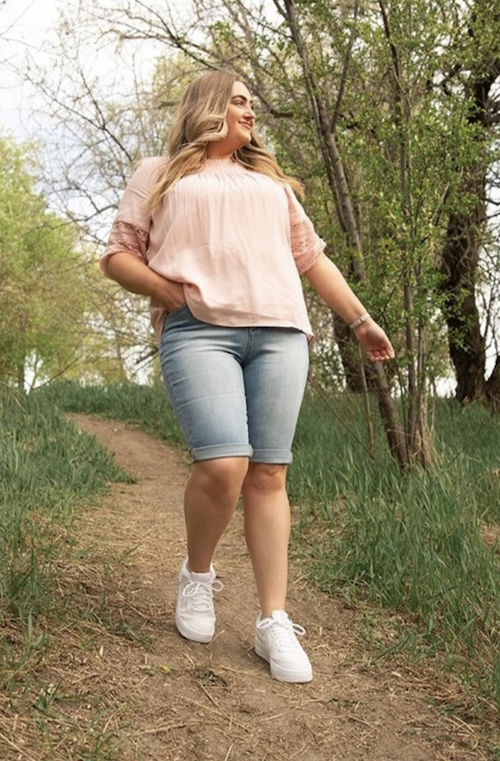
[101,70,394,684]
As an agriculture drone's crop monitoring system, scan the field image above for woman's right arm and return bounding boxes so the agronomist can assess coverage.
[101,158,186,313]
[106,252,186,313]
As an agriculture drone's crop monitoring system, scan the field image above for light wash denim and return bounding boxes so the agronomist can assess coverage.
[159,306,309,463]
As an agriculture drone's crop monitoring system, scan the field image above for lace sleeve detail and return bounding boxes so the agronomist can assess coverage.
[285,187,325,274]
[290,218,325,274]
[100,220,149,274]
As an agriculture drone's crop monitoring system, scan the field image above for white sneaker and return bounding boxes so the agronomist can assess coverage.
[255,610,313,683]
[175,558,223,643]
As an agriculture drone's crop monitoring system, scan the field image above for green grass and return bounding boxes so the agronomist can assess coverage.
[25,380,500,727]
[0,386,131,623]
[37,379,185,449]
[291,393,500,719]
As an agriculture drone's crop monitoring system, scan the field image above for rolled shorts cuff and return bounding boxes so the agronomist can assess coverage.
[191,443,253,461]
[190,444,293,463]
[251,448,293,464]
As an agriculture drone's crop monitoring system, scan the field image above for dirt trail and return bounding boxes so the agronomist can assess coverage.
[42,415,481,761]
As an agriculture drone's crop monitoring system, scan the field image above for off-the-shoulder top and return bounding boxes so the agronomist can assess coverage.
[101,156,326,341]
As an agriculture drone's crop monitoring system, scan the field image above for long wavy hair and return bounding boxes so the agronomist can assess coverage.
[148,70,304,211]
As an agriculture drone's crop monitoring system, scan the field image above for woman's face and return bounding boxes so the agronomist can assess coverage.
[225,81,255,145]
[208,81,255,158]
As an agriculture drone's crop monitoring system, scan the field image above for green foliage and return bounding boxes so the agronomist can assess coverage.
[0,386,130,621]
[165,0,499,397]
[4,379,500,723]
[36,379,185,449]
[292,391,500,717]
[0,136,89,388]
[25,0,500,411]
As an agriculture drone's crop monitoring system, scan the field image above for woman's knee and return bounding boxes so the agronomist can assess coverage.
[192,457,249,492]
[242,463,288,495]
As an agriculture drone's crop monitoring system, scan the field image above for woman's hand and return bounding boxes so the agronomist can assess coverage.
[305,255,394,361]
[354,320,395,362]
[105,252,187,312]
[154,277,187,313]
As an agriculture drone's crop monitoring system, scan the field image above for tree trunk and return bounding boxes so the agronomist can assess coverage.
[332,314,367,392]
[282,0,409,467]
[440,3,500,406]
[486,357,500,411]
[440,205,487,404]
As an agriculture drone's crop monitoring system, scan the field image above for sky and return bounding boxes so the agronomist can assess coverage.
[0,0,63,136]
[0,0,168,142]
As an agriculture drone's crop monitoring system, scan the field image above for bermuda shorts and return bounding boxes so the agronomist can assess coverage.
[158,306,309,463]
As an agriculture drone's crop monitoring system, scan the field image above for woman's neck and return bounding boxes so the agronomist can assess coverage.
[206,145,235,161]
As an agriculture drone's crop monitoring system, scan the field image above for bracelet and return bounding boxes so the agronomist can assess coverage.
[349,312,370,330]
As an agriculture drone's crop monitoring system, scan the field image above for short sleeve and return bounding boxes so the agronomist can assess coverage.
[100,157,167,276]
[285,186,326,274]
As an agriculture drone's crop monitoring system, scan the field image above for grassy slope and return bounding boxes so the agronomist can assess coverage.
[4,380,500,733]
[0,386,131,621]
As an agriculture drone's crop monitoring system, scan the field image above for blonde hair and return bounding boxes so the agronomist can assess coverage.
[148,70,304,210]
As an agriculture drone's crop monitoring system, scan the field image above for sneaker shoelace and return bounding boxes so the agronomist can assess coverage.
[257,615,306,650]
[182,579,223,612]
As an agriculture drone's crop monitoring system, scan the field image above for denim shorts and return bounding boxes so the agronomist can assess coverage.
[159,306,309,463]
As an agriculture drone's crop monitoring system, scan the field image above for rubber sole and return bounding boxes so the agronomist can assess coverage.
[175,612,214,644]
[254,637,313,683]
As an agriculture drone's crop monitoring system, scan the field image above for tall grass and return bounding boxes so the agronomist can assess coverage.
[38,379,185,448]
[291,393,500,717]
[34,381,500,720]
[0,386,130,623]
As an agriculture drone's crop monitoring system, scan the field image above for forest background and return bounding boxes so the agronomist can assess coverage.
[2,0,500,756]
[2,0,500,465]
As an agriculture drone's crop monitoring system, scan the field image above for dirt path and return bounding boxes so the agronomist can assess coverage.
[29,415,483,761]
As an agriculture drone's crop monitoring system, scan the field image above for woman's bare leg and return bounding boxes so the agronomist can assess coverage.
[184,457,249,572]
[241,463,290,616]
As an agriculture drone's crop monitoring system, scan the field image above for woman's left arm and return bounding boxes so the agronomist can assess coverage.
[305,253,395,362]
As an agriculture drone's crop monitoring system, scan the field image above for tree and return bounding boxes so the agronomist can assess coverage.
[21,25,200,380]
[0,136,93,388]
[438,0,500,408]
[20,0,500,461]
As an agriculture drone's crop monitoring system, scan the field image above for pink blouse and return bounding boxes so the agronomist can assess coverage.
[101,156,325,341]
